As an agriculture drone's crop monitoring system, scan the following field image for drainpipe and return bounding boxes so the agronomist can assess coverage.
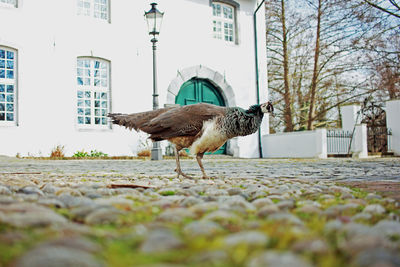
[254,0,266,158]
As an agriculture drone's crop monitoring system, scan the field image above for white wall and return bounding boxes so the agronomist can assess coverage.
[0,0,266,157]
[262,129,327,158]
[386,99,400,156]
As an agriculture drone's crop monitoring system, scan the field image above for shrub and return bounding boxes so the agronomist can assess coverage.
[50,145,65,158]
[73,149,108,158]
[72,150,89,158]
[137,149,151,157]
[89,150,108,157]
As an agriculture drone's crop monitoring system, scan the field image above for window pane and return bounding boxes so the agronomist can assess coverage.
[0,113,4,120]
[0,103,4,111]
[6,60,14,70]
[6,94,13,103]
[77,108,84,115]
[0,70,5,78]
[0,94,4,102]
[6,113,13,121]
[0,85,4,92]
[0,60,4,68]
[6,51,14,60]
[78,116,84,124]
[0,50,5,59]
[85,117,91,124]
[6,85,13,93]
[6,103,13,111]
[7,70,14,79]
[95,117,100,124]
[77,91,84,98]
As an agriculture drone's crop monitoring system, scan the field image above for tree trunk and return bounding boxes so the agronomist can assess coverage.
[281,0,293,131]
[307,0,322,130]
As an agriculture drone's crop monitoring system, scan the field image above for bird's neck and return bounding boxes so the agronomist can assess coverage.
[245,104,262,116]
[221,106,264,138]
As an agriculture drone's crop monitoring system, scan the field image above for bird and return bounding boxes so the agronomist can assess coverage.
[108,101,274,179]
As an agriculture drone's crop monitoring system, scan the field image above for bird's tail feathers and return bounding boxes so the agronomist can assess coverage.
[108,107,176,132]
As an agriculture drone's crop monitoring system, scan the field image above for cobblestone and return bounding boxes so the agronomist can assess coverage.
[0,156,399,266]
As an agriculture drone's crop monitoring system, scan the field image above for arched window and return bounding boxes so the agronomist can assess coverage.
[76,57,110,129]
[0,46,17,125]
[77,0,109,22]
[212,1,238,43]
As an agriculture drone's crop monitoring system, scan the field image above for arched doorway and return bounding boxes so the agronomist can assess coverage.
[175,78,226,154]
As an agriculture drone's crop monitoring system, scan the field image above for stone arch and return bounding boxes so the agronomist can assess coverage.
[166,65,236,107]
[165,65,239,156]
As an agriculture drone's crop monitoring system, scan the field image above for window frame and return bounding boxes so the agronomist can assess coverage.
[210,0,240,44]
[76,57,111,130]
[0,46,18,127]
[76,0,110,23]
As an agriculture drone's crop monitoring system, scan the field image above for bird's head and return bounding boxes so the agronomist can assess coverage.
[260,101,274,115]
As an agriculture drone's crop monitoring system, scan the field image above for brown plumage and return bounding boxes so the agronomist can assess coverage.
[108,102,273,179]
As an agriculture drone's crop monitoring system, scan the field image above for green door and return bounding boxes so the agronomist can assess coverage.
[175,78,226,154]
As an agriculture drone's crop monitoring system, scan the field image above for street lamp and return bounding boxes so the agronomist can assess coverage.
[145,2,164,160]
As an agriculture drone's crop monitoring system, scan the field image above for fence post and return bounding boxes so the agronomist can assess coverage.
[341,104,361,131]
[386,99,400,156]
[351,124,368,158]
[316,129,328,159]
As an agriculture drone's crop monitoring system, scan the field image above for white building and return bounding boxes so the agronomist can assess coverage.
[0,0,268,158]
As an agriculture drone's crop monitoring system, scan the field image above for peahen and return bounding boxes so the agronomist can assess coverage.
[108,102,273,179]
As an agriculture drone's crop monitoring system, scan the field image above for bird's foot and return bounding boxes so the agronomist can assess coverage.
[175,169,198,180]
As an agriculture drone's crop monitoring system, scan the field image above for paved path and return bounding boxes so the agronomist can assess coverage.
[1,156,400,182]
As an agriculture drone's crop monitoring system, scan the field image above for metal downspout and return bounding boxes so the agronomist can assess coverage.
[254,0,265,158]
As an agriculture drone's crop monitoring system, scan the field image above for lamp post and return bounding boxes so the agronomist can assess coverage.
[145,2,164,160]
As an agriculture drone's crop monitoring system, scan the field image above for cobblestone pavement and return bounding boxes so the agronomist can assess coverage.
[0,156,399,267]
[1,156,400,182]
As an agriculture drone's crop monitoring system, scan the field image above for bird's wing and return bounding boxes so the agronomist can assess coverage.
[141,103,227,140]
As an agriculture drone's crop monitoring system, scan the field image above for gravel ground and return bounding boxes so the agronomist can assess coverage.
[0,156,399,267]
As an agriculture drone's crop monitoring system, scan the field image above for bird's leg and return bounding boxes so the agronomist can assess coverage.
[174,146,195,179]
[196,153,212,179]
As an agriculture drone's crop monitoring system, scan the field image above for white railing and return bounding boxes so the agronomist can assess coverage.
[326,130,352,155]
